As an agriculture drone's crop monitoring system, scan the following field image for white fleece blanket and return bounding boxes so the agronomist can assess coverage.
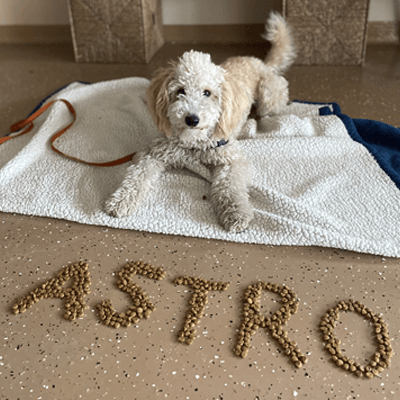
[1,78,399,257]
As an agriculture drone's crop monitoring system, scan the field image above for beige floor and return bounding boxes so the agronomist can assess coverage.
[1,41,400,400]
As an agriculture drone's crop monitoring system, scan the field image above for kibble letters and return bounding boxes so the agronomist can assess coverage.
[11,261,392,378]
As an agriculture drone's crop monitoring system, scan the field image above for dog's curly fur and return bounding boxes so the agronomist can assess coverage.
[105,12,296,232]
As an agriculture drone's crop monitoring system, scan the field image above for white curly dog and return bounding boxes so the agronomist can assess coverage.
[105,12,296,232]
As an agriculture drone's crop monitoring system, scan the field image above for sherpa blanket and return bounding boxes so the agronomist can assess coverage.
[1,78,400,257]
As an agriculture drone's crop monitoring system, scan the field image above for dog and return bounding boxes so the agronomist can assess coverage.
[105,12,296,232]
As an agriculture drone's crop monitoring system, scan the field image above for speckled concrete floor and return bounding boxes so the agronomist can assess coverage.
[1,42,400,400]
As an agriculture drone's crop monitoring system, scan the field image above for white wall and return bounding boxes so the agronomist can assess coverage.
[0,0,69,25]
[0,0,396,25]
[369,0,398,21]
[161,0,276,24]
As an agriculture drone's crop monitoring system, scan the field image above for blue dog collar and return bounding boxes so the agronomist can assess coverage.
[216,139,228,147]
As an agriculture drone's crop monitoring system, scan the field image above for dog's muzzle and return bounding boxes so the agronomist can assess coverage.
[185,114,200,127]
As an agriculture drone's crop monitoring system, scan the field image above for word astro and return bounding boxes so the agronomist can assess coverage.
[11,261,393,379]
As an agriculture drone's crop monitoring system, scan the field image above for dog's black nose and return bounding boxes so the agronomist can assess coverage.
[185,114,200,127]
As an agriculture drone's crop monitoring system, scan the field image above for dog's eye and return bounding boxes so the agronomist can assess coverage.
[177,88,185,95]
[203,90,211,97]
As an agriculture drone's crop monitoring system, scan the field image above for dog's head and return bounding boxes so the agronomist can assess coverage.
[145,50,227,144]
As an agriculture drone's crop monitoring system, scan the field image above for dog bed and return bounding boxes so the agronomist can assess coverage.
[1,78,399,257]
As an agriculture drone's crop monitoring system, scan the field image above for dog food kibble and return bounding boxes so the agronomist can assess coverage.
[174,276,229,345]
[320,299,393,379]
[234,281,307,368]
[12,261,91,321]
[96,261,166,329]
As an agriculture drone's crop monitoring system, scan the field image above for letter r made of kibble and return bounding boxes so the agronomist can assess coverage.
[234,281,307,368]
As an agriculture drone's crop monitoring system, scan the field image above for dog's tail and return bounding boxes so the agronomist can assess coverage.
[262,11,296,75]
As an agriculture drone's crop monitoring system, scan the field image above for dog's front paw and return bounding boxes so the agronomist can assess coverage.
[221,208,253,233]
[240,118,257,139]
[104,190,139,218]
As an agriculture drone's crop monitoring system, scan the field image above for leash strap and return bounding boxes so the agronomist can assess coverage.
[2,99,136,167]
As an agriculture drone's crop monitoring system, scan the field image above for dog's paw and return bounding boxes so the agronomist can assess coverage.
[240,118,257,139]
[221,208,253,233]
[104,190,138,218]
[258,116,280,133]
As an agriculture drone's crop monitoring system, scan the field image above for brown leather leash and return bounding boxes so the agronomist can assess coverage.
[1,99,136,167]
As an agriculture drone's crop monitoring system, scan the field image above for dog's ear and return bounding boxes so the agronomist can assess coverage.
[212,74,249,140]
[145,63,177,137]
